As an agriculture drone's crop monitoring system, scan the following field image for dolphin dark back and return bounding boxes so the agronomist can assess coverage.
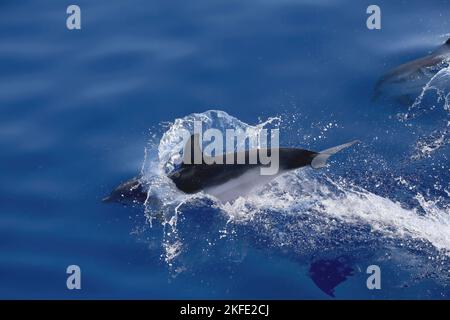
[168,147,317,194]
[278,148,317,170]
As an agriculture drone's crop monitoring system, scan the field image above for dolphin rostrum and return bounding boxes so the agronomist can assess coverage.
[104,135,358,204]
[374,38,450,103]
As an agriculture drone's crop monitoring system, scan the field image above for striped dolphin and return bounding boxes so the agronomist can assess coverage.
[374,38,450,103]
[104,135,358,204]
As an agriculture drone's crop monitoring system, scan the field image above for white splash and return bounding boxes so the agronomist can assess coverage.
[219,170,450,254]
[140,110,450,267]
[397,64,450,159]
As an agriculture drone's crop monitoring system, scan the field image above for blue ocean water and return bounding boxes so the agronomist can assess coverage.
[0,0,449,299]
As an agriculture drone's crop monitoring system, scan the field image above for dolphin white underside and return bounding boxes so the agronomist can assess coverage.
[203,140,359,203]
[204,168,288,203]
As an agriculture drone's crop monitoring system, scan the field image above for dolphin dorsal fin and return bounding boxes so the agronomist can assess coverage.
[446,38,450,45]
[183,134,203,164]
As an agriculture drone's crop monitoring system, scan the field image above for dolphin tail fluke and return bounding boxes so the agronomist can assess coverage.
[311,140,360,169]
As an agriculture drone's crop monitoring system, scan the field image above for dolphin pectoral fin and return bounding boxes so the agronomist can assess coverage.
[311,140,360,169]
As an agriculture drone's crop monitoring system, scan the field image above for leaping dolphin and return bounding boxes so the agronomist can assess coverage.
[374,38,450,103]
[104,135,358,204]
